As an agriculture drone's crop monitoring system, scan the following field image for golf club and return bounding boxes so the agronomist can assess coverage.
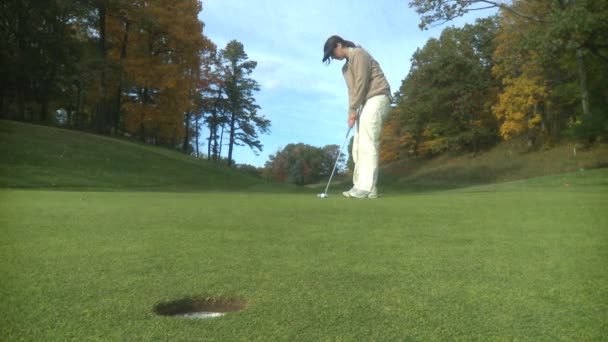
[317,126,352,198]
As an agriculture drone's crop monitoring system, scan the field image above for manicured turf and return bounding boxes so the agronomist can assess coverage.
[1,170,607,341]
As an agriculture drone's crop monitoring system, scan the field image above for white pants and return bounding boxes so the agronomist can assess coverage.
[352,94,391,192]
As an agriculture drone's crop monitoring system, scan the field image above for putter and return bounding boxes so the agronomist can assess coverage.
[317,126,352,198]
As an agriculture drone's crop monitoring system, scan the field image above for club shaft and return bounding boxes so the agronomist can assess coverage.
[323,127,351,195]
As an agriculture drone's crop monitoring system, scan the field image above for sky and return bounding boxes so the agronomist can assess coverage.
[198,0,496,167]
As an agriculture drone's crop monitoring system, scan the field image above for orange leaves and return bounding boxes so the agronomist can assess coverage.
[109,0,208,144]
[379,116,402,163]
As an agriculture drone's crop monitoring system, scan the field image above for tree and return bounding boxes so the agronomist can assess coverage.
[196,45,227,160]
[219,40,270,166]
[181,35,217,155]
[408,0,540,30]
[264,144,345,185]
[491,0,608,143]
[492,76,548,142]
[393,18,500,156]
[409,0,608,141]
[0,0,83,123]
[120,0,207,148]
[380,107,410,163]
[2,0,263,155]
[490,2,551,143]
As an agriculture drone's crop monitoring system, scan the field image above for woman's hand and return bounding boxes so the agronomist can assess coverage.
[348,110,357,128]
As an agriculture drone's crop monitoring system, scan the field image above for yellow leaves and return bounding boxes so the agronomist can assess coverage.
[499,121,524,140]
[418,138,446,156]
[492,76,547,140]
[528,113,542,127]
[490,1,564,141]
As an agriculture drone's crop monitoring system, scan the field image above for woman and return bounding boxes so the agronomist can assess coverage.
[322,35,391,199]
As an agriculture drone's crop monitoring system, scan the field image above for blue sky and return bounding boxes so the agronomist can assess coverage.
[198,0,496,167]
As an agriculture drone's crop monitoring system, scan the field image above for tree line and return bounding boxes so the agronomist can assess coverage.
[0,0,269,165]
[262,143,346,185]
[380,0,607,162]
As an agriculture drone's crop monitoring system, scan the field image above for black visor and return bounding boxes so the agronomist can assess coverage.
[322,35,343,63]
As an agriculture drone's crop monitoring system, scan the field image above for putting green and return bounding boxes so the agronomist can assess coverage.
[1,174,607,340]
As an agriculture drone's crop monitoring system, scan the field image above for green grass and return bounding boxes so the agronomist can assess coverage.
[1,120,607,340]
[2,175,607,341]
[0,120,286,192]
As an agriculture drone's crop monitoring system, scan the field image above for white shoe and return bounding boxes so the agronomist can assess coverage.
[368,188,378,199]
[344,188,371,199]
[342,187,355,198]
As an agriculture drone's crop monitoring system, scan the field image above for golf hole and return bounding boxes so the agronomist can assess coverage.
[153,296,246,319]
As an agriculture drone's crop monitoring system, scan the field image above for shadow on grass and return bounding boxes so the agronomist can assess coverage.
[379,163,524,193]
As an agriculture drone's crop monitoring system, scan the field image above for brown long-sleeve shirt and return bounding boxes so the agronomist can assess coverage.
[342,47,391,112]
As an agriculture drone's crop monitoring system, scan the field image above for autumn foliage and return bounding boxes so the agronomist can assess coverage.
[1,0,269,163]
[264,144,344,185]
[380,0,608,163]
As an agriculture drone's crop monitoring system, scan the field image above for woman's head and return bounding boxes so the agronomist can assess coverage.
[322,35,356,64]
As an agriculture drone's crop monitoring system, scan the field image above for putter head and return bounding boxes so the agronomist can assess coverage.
[317,193,328,198]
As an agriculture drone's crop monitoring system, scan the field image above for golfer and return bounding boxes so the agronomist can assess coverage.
[322,35,391,199]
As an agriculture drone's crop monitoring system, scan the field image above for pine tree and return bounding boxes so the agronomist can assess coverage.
[219,40,270,166]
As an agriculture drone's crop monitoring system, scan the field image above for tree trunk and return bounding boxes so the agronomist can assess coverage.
[183,110,190,153]
[39,96,49,123]
[39,66,57,124]
[16,2,26,121]
[469,112,478,155]
[207,121,213,160]
[0,90,4,118]
[75,81,81,128]
[219,122,225,161]
[213,111,221,160]
[207,110,218,160]
[227,111,236,166]
[112,21,129,135]
[548,102,559,142]
[112,84,122,134]
[195,117,200,157]
[17,88,25,121]
[95,0,109,133]
[139,88,148,142]
[576,47,590,117]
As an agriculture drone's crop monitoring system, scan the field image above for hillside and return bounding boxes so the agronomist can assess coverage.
[1,120,606,192]
[0,120,286,191]
[380,138,608,190]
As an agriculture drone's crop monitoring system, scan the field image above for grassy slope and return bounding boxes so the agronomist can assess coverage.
[2,119,606,192]
[381,139,608,190]
[0,120,288,192]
